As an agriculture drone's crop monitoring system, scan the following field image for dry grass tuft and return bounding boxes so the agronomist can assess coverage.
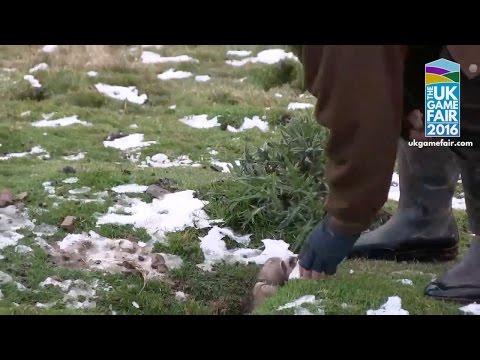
[49,45,132,70]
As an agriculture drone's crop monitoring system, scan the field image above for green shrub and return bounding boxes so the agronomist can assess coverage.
[43,70,85,94]
[67,90,106,108]
[249,59,303,91]
[206,114,328,250]
[7,80,48,101]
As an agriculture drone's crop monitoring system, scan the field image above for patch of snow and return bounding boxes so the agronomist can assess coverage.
[367,296,409,315]
[143,153,201,169]
[129,124,139,129]
[97,190,210,243]
[226,49,298,66]
[62,177,79,184]
[68,187,91,195]
[63,152,86,161]
[398,279,413,286]
[210,160,233,173]
[277,295,323,315]
[56,231,182,280]
[40,277,98,310]
[0,270,13,284]
[169,105,176,110]
[23,75,42,88]
[459,303,480,315]
[42,45,58,53]
[42,181,56,195]
[195,75,211,82]
[15,245,33,254]
[0,206,34,255]
[179,114,220,129]
[274,93,283,98]
[287,102,314,110]
[111,184,148,194]
[198,227,294,270]
[227,50,252,57]
[103,133,156,151]
[226,116,269,133]
[40,277,72,291]
[86,71,98,77]
[294,307,315,315]
[20,111,31,117]
[0,145,50,161]
[141,51,198,64]
[175,291,187,302]
[95,83,147,105]
[33,224,58,237]
[157,68,193,80]
[31,115,91,128]
[349,269,355,274]
[452,196,466,210]
[29,63,49,73]
[36,301,57,309]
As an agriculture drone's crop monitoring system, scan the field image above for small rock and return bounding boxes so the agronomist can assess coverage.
[105,132,126,141]
[210,164,224,172]
[132,301,140,309]
[0,189,14,207]
[151,254,166,270]
[62,166,76,174]
[138,255,145,262]
[15,192,28,201]
[154,178,178,192]
[60,216,76,232]
[146,184,170,199]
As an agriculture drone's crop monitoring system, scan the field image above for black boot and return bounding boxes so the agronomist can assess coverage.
[349,139,460,262]
[425,153,480,303]
[425,238,480,303]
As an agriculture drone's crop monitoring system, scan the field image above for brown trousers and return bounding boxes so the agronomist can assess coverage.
[298,45,480,234]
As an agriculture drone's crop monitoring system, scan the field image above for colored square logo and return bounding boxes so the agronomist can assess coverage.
[425,58,461,137]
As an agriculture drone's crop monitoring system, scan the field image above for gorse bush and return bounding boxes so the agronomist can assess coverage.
[206,114,329,250]
[249,59,303,91]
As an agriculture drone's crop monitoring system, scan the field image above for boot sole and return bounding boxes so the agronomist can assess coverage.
[426,293,480,305]
[350,243,458,262]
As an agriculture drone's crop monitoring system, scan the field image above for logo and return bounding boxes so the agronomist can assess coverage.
[425,58,461,137]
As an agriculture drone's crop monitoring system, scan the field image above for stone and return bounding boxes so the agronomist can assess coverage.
[0,189,14,207]
[146,184,170,199]
[60,216,76,232]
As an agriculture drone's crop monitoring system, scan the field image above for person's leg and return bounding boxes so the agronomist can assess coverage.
[425,47,480,302]
[349,45,461,261]
[350,140,460,261]
[425,154,480,302]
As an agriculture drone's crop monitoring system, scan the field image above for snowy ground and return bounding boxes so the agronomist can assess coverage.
[0,45,473,315]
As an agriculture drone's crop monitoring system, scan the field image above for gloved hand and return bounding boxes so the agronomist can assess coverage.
[299,216,360,278]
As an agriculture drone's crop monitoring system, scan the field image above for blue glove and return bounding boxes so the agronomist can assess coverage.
[299,217,360,275]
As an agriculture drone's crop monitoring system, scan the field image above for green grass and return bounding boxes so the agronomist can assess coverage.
[0,45,473,315]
